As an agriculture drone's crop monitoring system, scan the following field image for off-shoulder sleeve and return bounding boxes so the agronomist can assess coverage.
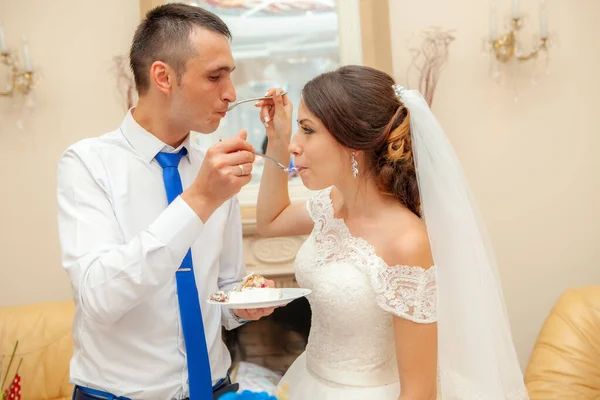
[371,264,437,323]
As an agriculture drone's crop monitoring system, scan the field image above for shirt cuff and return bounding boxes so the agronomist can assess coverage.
[222,308,250,330]
[148,196,204,254]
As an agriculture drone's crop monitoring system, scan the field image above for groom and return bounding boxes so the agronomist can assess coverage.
[57,4,274,400]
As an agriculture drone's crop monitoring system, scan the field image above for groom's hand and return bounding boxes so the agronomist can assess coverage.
[182,129,254,223]
[232,279,277,321]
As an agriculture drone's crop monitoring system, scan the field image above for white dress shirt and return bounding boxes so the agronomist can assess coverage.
[57,111,246,399]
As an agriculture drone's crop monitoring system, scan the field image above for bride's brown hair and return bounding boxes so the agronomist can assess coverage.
[302,65,421,217]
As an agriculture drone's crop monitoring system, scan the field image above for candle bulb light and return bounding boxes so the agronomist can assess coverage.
[512,0,520,18]
[540,1,548,38]
[21,36,32,72]
[490,9,498,41]
[0,20,7,53]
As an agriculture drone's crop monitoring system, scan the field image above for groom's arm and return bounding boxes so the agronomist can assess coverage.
[217,196,248,330]
[58,146,204,326]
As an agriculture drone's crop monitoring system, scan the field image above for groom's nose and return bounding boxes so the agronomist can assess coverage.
[221,77,236,103]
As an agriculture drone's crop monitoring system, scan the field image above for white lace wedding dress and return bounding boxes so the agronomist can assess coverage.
[277,188,437,399]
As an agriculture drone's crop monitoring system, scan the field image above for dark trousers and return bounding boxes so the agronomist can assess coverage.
[73,377,239,400]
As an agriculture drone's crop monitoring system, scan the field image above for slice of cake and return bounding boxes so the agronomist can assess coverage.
[228,273,283,303]
[209,290,229,303]
[228,287,284,303]
[235,273,268,291]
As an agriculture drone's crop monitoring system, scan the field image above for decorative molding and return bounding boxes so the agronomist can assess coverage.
[251,236,304,264]
[242,233,306,278]
[239,180,316,238]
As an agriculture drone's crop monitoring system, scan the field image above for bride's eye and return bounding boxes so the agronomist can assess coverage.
[301,125,314,134]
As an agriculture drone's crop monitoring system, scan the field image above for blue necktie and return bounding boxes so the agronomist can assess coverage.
[155,148,212,400]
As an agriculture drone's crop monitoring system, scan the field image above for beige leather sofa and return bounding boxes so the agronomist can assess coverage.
[525,286,600,399]
[0,301,74,400]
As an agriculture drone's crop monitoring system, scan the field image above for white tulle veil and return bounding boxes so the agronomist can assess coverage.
[393,85,529,399]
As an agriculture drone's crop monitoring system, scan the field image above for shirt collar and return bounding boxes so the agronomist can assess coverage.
[120,109,193,164]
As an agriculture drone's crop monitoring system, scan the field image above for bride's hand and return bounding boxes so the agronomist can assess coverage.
[255,87,293,143]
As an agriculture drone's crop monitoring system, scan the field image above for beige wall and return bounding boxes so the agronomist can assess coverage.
[1,0,599,371]
[389,0,600,368]
[0,0,139,305]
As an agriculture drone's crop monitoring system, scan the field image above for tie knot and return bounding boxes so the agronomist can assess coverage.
[155,148,188,169]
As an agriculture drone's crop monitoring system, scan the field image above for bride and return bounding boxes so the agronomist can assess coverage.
[254,65,528,400]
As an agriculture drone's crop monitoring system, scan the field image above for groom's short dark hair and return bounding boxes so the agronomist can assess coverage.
[130,3,231,95]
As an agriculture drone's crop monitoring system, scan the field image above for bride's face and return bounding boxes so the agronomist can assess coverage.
[289,100,348,190]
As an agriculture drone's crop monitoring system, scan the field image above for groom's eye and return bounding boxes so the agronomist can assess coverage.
[208,76,220,82]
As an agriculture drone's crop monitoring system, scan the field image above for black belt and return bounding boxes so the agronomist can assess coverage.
[209,375,239,400]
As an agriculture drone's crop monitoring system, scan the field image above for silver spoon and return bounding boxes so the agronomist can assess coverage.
[227,91,288,111]
[217,140,297,173]
[256,152,298,173]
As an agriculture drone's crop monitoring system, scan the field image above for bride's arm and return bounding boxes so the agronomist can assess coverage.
[394,317,437,400]
[255,88,314,238]
[381,229,438,400]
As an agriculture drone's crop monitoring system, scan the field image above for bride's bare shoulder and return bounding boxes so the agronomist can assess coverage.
[383,207,434,269]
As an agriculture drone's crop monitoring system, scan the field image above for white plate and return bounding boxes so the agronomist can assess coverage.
[207,288,312,309]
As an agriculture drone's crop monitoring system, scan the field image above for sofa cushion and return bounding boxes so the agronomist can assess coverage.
[0,301,74,400]
[525,286,600,399]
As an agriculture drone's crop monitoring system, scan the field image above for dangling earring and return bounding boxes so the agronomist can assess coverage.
[351,152,359,178]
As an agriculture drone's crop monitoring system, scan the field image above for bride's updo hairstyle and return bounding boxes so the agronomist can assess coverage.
[301,65,421,217]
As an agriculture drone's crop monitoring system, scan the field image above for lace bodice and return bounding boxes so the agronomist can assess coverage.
[295,187,437,386]
[293,188,529,399]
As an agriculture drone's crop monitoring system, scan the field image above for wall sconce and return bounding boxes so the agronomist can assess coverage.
[0,20,35,98]
[484,0,552,98]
